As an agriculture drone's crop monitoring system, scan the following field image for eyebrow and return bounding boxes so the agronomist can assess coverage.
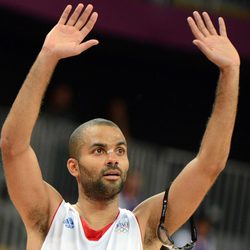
[90,141,127,149]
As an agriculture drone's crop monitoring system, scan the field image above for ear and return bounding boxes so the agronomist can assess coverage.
[67,158,79,177]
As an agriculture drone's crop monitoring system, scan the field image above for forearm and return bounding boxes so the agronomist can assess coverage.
[1,50,59,153]
[198,65,239,169]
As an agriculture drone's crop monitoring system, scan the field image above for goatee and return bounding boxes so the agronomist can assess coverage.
[78,163,127,201]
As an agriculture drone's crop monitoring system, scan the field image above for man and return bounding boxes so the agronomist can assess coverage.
[0,3,240,250]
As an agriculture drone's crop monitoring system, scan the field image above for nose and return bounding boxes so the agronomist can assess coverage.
[105,150,119,166]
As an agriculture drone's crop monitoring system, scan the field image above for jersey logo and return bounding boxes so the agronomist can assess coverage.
[63,217,75,229]
[115,214,130,233]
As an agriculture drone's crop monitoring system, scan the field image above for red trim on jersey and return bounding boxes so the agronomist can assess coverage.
[135,214,143,241]
[49,200,64,229]
[80,211,120,241]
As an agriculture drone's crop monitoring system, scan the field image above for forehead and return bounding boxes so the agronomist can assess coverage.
[83,125,126,146]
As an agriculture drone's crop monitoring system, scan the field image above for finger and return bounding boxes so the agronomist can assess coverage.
[193,11,210,37]
[187,16,205,41]
[58,5,73,25]
[219,17,227,37]
[81,12,98,37]
[202,12,218,35]
[75,4,94,30]
[66,3,84,26]
[77,39,99,54]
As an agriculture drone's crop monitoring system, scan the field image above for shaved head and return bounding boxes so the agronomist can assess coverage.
[69,118,121,159]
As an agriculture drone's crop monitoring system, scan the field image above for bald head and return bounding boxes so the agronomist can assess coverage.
[69,118,122,159]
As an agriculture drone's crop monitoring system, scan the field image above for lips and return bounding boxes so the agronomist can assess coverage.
[103,170,121,176]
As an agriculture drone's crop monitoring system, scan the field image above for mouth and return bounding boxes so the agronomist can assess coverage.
[103,170,121,180]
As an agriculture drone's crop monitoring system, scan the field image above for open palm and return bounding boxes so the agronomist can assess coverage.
[43,3,98,60]
[187,11,240,69]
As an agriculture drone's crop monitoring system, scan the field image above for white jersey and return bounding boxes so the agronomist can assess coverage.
[41,201,143,250]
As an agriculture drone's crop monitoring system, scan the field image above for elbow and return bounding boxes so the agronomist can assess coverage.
[0,133,27,158]
[1,126,11,151]
[197,152,228,177]
[209,160,227,177]
[0,134,14,157]
[1,124,31,157]
[0,132,9,151]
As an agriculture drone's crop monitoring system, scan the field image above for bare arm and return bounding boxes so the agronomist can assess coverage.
[135,11,240,246]
[0,3,98,231]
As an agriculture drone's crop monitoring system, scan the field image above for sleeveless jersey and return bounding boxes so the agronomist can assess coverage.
[41,201,143,250]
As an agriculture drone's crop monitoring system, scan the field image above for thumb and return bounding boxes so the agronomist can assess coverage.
[77,40,99,54]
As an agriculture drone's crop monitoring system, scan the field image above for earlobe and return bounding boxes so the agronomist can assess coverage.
[67,158,79,177]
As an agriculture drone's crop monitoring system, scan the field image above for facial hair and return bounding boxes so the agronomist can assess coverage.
[78,163,127,202]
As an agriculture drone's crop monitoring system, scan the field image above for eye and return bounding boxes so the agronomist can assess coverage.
[95,147,105,154]
[116,147,126,156]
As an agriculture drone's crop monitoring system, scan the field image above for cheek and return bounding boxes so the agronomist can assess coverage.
[116,160,128,178]
[80,160,103,178]
[123,158,129,169]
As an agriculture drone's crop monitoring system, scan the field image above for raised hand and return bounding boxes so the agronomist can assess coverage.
[187,11,240,70]
[42,3,98,60]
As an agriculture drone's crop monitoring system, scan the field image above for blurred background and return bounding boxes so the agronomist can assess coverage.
[0,0,249,249]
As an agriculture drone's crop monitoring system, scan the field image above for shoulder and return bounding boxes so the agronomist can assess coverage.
[132,192,163,229]
[132,194,164,248]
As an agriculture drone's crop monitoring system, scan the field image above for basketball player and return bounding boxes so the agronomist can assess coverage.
[0,3,240,249]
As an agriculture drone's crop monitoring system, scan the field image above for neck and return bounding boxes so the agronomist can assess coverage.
[73,191,120,230]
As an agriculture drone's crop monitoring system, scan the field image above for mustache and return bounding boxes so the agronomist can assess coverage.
[106,162,119,169]
[101,163,122,174]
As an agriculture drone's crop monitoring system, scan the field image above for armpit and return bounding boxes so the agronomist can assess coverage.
[27,208,49,236]
[143,224,162,249]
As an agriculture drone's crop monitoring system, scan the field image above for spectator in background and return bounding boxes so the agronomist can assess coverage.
[106,97,131,139]
[45,82,77,121]
[171,209,217,250]
[194,214,217,250]
[119,169,143,211]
